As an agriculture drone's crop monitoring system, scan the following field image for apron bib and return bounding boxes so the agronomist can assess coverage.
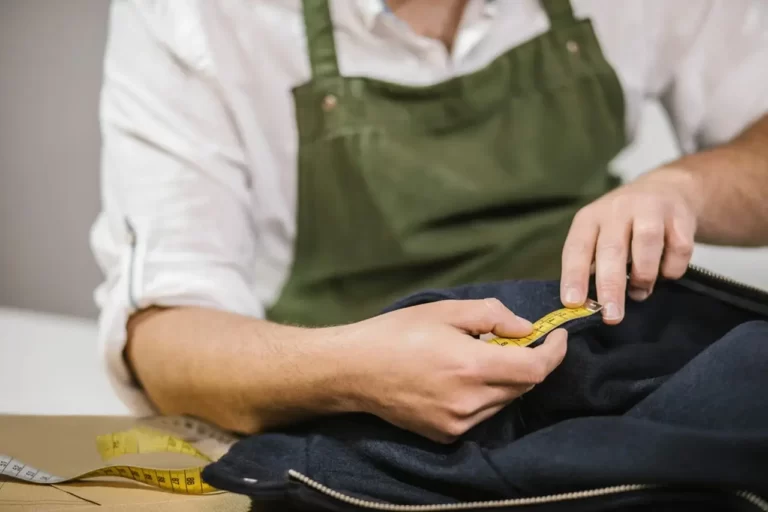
[267,0,626,327]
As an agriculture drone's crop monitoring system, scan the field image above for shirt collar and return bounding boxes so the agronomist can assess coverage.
[355,0,497,31]
[355,0,387,30]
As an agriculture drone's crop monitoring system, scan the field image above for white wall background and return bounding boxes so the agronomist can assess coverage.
[0,0,109,319]
[1,0,767,322]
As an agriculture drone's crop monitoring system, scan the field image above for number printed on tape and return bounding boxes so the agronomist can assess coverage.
[488,299,602,348]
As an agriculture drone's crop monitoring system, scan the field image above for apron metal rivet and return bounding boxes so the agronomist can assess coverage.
[566,40,579,54]
[322,94,338,111]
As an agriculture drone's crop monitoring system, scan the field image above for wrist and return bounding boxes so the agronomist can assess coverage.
[230,321,369,432]
[298,323,372,415]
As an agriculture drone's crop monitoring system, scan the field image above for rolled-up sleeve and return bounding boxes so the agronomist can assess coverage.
[651,0,768,153]
[90,0,261,414]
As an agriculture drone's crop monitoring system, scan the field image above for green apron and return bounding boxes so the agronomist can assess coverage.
[267,0,626,327]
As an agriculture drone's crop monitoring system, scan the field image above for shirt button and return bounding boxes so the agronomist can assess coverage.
[566,40,579,54]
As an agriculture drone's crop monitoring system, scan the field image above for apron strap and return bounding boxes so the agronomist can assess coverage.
[301,0,341,79]
[540,0,576,27]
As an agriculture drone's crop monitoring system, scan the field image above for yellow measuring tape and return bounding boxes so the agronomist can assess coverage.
[96,426,213,462]
[88,426,218,494]
[488,299,603,347]
[52,464,217,495]
[0,421,232,495]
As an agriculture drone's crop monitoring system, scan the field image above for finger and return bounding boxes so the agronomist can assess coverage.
[467,382,535,417]
[437,392,528,443]
[561,210,598,307]
[595,221,631,324]
[389,417,462,445]
[661,212,695,279]
[437,298,534,338]
[447,384,529,420]
[628,217,665,301]
[479,328,568,385]
[465,399,519,428]
[526,327,568,377]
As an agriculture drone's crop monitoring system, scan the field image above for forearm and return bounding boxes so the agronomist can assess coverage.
[125,306,359,434]
[659,114,768,246]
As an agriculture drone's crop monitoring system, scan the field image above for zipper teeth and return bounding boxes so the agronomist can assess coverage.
[687,263,768,297]
[288,470,653,511]
[288,471,768,512]
[737,491,768,512]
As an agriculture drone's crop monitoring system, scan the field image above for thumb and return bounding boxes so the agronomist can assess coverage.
[428,298,534,338]
[476,328,568,386]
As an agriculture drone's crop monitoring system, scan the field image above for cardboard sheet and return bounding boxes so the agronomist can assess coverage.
[0,481,251,512]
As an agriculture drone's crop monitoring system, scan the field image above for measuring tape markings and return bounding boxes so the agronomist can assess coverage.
[96,426,212,462]
[0,455,216,495]
[140,416,238,446]
[78,465,217,494]
[1,455,59,484]
[488,299,602,348]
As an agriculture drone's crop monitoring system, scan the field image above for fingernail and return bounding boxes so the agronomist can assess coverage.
[603,302,621,321]
[564,287,581,305]
[628,287,650,301]
[519,318,533,330]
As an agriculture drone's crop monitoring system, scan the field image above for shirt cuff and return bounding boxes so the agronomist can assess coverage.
[95,255,264,416]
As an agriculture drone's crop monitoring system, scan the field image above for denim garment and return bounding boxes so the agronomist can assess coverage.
[203,268,768,511]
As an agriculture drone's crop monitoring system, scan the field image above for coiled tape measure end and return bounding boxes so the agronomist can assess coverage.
[488,298,602,348]
[0,419,234,495]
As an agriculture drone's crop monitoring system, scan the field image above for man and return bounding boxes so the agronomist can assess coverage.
[91,0,768,443]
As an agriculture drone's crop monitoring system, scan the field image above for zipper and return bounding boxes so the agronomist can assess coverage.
[681,263,768,317]
[287,470,768,511]
[685,263,768,299]
[739,491,768,512]
[125,218,139,310]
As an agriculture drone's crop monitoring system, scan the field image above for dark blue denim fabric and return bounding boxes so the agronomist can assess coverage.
[202,273,768,511]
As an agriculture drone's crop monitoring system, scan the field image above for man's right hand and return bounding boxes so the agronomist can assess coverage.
[127,299,567,444]
[333,299,568,443]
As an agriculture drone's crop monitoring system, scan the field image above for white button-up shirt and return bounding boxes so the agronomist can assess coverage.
[91,0,768,414]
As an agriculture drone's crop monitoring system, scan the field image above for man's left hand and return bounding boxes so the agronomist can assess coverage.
[560,167,703,324]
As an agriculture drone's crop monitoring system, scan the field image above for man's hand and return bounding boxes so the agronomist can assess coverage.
[560,167,702,324]
[127,300,567,443]
[335,299,568,444]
